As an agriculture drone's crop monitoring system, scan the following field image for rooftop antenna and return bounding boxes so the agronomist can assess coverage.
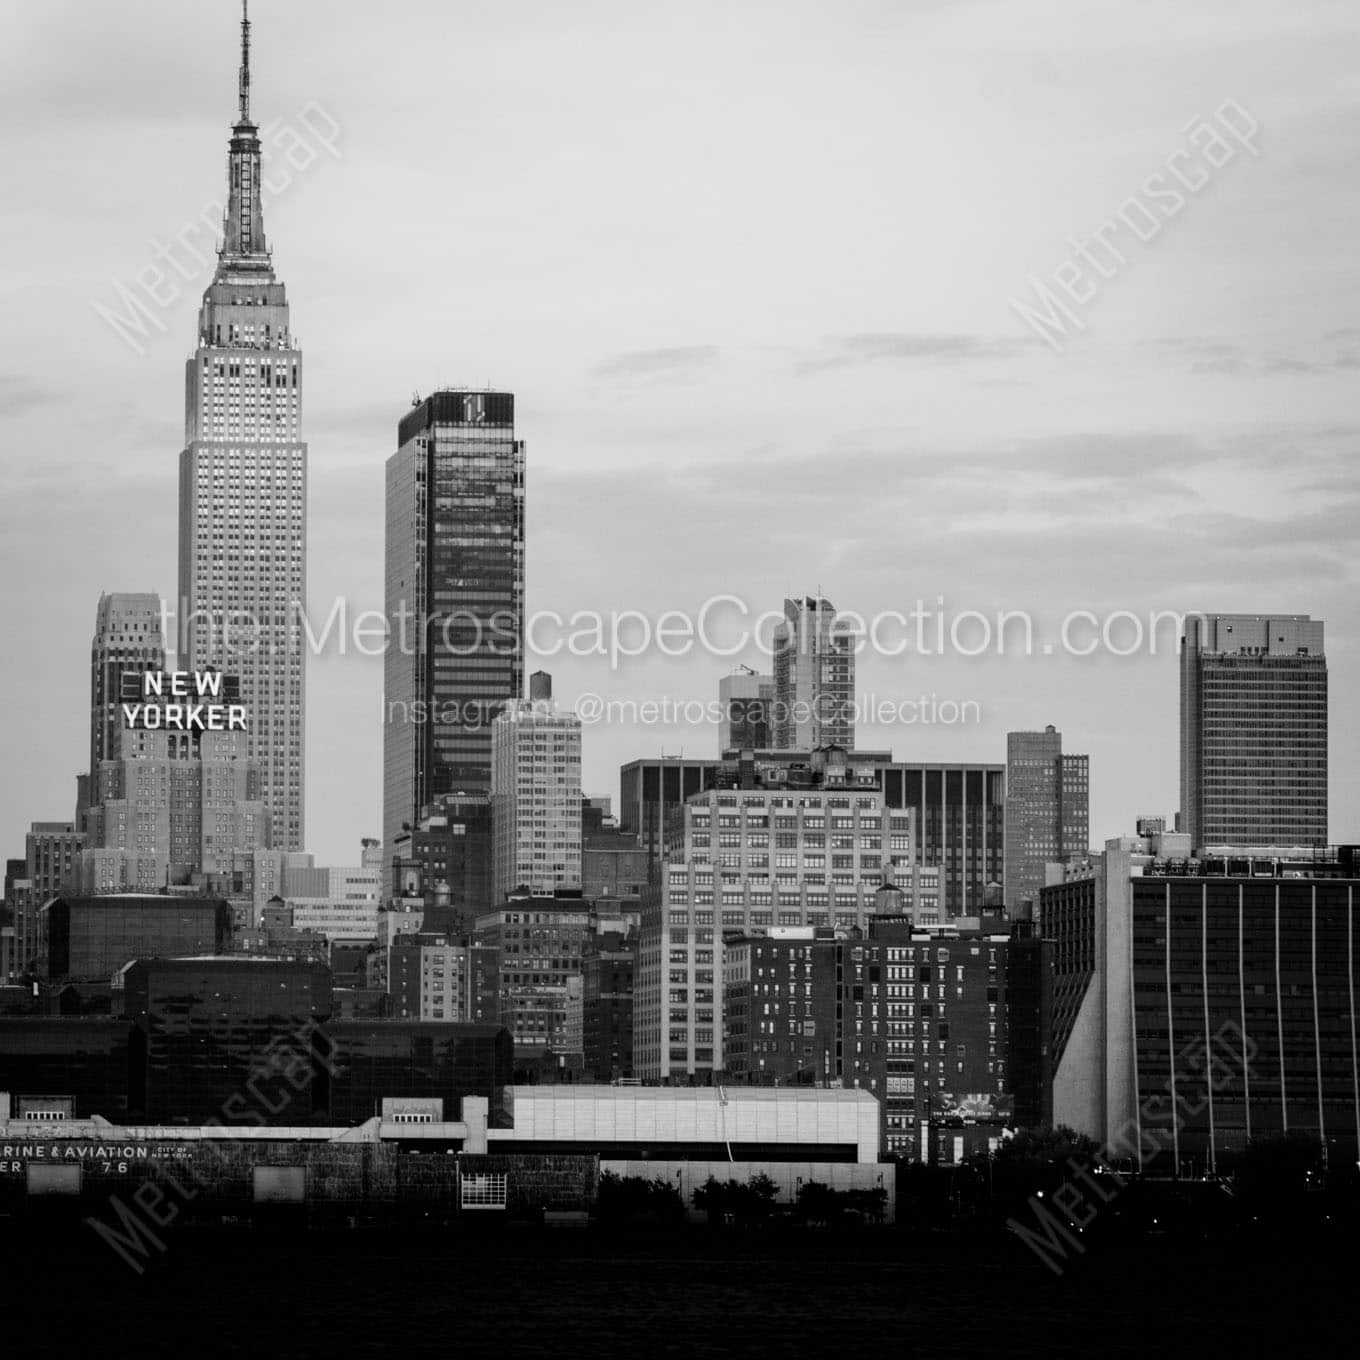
[238,0,252,125]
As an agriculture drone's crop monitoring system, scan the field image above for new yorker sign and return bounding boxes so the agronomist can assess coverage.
[120,669,246,733]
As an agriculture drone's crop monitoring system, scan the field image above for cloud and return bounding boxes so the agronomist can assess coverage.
[795,333,1030,373]
[0,376,59,419]
[591,345,721,382]
[1149,335,1360,377]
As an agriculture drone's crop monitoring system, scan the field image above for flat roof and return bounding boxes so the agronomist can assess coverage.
[508,1084,877,1105]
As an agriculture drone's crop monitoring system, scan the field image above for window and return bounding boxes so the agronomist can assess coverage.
[461,1173,508,1210]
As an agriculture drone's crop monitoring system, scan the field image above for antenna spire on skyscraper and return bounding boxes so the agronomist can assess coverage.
[238,0,252,125]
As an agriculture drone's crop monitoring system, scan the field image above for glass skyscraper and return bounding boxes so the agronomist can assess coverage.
[1179,613,1328,848]
[383,391,525,863]
[178,8,307,849]
[1003,725,1089,909]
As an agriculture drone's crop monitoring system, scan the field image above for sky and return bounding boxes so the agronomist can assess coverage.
[1,0,1357,866]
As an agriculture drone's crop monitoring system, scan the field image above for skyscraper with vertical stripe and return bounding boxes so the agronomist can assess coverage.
[383,391,525,864]
[178,3,305,849]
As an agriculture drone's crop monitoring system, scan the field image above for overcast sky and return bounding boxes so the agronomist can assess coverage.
[2,0,1357,866]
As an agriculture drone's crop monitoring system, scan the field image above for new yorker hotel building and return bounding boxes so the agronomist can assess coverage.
[634,751,920,1082]
[178,12,306,850]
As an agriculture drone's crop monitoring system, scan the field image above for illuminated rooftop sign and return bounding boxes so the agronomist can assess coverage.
[120,670,246,732]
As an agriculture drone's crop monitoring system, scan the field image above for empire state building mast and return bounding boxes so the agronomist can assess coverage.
[178,0,308,852]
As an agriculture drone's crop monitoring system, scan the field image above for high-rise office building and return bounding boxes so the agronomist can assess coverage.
[88,593,166,784]
[620,752,1004,916]
[178,8,307,850]
[633,750,920,1083]
[771,596,856,750]
[384,390,525,861]
[1003,726,1089,909]
[1179,613,1328,848]
[1042,828,1360,1173]
[491,676,582,906]
[718,667,774,751]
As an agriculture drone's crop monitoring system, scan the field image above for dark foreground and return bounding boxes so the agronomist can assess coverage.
[2,1223,1354,1358]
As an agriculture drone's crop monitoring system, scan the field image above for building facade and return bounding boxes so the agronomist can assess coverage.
[771,596,856,750]
[12,824,86,977]
[633,751,921,1083]
[389,791,493,934]
[473,890,594,1054]
[1043,830,1360,1173]
[1179,613,1328,848]
[387,931,471,1022]
[491,684,582,906]
[620,751,1003,917]
[722,920,1036,1161]
[79,720,268,897]
[282,840,384,943]
[581,929,635,1081]
[43,895,233,982]
[383,390,525,862]
[1003,726,1089,910]
[177,11,307,849]
[581,803,649,905]
[718,667,774,751]
[88,593,166,795]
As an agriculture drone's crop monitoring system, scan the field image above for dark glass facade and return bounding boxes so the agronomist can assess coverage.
[45,896,232,982]
[725,695,771,749]
[1041,875,1096,1068]
[1,962,511,1129]
[384,392,525,862]
[0,1017,131,1120]
[1130,875,1359,1169]
[123,957,332,1125]
[324,1021,512,1128]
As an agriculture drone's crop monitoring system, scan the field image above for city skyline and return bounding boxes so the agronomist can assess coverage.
[2,0,1358,866]
[7,6,1360,1323]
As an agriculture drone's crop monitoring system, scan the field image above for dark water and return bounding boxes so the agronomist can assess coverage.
[2,1224,1352,1357]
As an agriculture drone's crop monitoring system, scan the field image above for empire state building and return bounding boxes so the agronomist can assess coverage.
[178,3,306,849]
